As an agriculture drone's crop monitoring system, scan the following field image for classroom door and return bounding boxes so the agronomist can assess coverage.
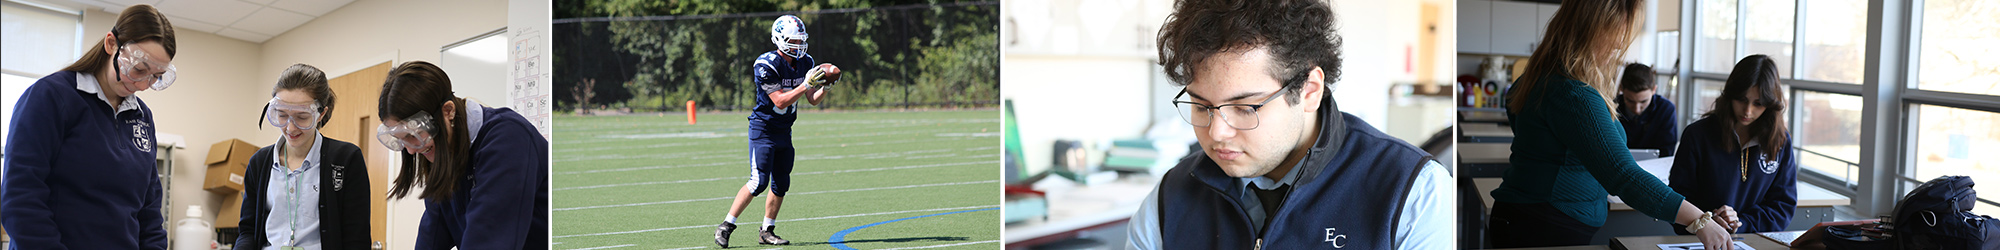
[322,62,392,245]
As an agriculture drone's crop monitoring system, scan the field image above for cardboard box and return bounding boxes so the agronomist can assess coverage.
[216,193,243,228]
[204,139,257,193]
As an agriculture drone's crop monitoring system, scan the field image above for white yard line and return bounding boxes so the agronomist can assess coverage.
[567,244,636,250]
[554,205,999,238]
[554,161,995,191]
[877,240,1002,250]
[556,180,998,211]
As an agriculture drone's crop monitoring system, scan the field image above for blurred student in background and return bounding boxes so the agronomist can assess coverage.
[1616,63,1678,156]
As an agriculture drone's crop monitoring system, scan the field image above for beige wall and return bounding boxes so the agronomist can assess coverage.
[78,0,507,246]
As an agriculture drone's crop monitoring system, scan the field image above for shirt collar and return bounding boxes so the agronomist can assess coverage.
[73,73,142,114]
[465,99,486,142]
[1241,158,1306,190]
[1731,127,1762,150]
[273,134,325,173]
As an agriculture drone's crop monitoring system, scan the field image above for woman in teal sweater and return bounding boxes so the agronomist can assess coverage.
[1488,0,1741,249]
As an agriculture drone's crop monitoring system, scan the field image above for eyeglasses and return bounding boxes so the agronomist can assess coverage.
[115,44,176,90]
[263,97,321,130]
[1171,87,1290,130]
[376,111,435,153]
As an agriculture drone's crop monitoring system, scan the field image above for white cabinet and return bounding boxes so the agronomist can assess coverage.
[1457,0,1492,54]
[1490,1,1540,56]
[1458,0,1560,56]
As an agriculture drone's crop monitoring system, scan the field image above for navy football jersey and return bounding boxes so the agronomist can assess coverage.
[749,51,815,128]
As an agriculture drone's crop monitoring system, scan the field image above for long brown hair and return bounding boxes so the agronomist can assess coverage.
[63,4,176,73]
[1705,55,1789,157]
[1507,0,1646,114]
[380,61,473,200]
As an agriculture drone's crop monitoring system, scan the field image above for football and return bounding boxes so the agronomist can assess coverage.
[816,63,841,82]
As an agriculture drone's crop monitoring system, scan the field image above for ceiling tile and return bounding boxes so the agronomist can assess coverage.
[164,16,225,33]
[153,0,258,27]
[237,0,276,5]
[266,0,350,17]
[231,7,310,35]
[214,28,270,43]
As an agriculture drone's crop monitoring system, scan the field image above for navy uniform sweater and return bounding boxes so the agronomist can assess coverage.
[1669,116,1798,233]
[2,71,168,250]
[1616,94,1679,157]
[412,104,550,250]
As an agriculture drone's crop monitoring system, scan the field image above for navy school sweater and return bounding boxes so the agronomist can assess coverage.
[1616,94,1679,157]
[1668,116,1798,234]
[2,71,168,250]
[412,105,549,250]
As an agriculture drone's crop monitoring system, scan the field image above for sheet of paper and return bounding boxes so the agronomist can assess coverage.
[1758,231,1806,246]
[1656,241,1755,250]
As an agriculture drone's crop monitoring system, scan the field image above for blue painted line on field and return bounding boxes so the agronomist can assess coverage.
[827,207,999,250]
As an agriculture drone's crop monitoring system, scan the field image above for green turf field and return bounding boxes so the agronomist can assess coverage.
[552,110,1002,250]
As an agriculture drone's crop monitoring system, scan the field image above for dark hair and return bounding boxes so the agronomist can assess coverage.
[1704,54,1789,157]
[379,61,472,200]
[268,64,335,128]
[1156,0,1342,105]
[63,4,176,73]
[1619,63,1657,93]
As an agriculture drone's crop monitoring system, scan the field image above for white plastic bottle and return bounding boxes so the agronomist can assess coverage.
[174,205,215,250]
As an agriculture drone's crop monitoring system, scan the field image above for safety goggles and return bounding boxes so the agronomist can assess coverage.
[376,111,435,153]
[115,44,176,91]
[263,97,322,130]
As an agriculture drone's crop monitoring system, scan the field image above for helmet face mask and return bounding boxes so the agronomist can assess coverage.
[771,15,809,58]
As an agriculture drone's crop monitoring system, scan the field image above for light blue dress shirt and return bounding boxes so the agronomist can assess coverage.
[264,135,322,250]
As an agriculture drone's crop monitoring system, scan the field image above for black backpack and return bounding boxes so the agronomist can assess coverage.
[1886,175,2000,250]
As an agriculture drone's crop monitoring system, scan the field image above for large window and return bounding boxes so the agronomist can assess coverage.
[1790,90,1863,187]
[1909,105,2000,215]
[1697,0,1739,73]
[1686,0,2000,217]
[1,1,80,149]
[1796,0,1868,83]
[1911,0,2000,215]
[1690,0,1873,189]
[1741,0,1793,78]
[1917,0,2000,96]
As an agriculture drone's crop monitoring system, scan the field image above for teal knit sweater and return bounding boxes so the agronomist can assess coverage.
[1491,75,1687,227]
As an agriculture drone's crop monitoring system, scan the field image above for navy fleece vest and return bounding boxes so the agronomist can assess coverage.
[1157,110,1431,249]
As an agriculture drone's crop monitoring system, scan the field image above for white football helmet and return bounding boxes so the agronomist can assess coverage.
[771,15,809,58]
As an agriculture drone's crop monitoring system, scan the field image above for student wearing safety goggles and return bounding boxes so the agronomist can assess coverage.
[233,64,374,250]
[376,61,548,249]
[1,4,179,249]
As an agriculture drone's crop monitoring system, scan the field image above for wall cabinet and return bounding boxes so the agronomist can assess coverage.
[1459,0,1559,56]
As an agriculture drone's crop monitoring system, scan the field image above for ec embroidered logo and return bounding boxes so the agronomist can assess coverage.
[128,119,152,153]
[1758,154,1777,174]
[1325,227,1347,248]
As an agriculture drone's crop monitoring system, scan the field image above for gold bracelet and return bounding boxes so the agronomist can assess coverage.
[1685,212,1713,233]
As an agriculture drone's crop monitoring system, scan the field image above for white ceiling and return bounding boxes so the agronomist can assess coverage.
[54,0,355,43]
